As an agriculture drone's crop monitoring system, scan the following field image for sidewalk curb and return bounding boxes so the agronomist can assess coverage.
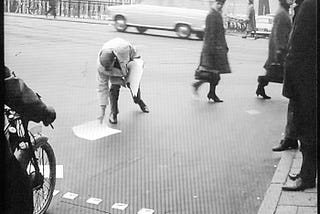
[257,150,296,214]
[4,12,113,26]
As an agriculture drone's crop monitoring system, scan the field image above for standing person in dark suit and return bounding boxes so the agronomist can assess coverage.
[45,0,57,18]
[292,0,304,23]
[271,0,305,152]
[242,0,256,39]
[192,0,231,102]
[255,0,293,99]
[281,0,316,191]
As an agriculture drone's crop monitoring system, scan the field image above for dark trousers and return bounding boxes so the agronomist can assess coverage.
[285,99,297,139]
[4,155,33,213]
[299,140,317,183]
[110,84,142,115]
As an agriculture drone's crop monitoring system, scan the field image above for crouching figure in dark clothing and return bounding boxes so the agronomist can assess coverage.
[2,66,56,213]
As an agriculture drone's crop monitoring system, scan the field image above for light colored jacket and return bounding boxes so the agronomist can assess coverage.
[96,38,139,106]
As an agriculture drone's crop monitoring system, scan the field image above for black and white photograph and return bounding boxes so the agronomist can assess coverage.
[2,0,317,213]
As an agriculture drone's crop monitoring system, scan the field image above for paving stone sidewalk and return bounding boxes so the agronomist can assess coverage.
[258,150,317,214]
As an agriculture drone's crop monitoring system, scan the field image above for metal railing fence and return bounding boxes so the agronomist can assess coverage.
[4,0,135,19]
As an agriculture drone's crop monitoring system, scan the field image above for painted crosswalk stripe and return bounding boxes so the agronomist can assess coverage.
[112,203,128,210]
[86,197,102,205]
[137,208,155,214]
[62,192,78,200]
[246,109,261,115]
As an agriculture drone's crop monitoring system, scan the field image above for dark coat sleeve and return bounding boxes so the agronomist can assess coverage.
[273,11,291,61]
[204,12,218,56]
[5,71,49,123]
[282,0,316,99]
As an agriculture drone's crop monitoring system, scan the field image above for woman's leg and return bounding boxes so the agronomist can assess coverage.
[192,80,206,95]
[208,74,222,102]
[256,75,271,99]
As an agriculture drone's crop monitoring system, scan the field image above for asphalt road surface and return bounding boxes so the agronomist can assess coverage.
[4,16,288,214]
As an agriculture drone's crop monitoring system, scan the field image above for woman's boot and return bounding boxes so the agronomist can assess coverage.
[256,76,271,99]
[207,83,223,102]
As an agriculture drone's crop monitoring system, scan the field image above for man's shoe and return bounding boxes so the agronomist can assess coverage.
[109,113,117,124]
[135,99,149,113]
[288,173,300,181]
[272,138,298,152]
[282,177,315,191]
[139,102,149,113]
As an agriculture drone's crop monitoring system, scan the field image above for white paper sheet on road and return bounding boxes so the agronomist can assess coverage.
[126,58,144,97]
[72,120,121,141]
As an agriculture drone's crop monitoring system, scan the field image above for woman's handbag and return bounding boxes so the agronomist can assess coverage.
[266,63,284,83]
[194,66,219,82]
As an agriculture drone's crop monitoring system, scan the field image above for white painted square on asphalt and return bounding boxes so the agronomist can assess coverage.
[112,203,128,210]
[72,120,121,141]
[86,197,103,205]
[137,208,155,214]
[62,192,78,200]
[246,109,261,115]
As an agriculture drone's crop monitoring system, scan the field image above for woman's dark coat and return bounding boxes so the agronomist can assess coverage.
[282,0,316,140]
[246,4,256,32]
[199,8,231,75]
[263,6,291,82]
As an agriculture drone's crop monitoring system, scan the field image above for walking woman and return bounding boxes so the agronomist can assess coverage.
[242,0,256,39]
[255,0,293,99]
[192,0,231,102]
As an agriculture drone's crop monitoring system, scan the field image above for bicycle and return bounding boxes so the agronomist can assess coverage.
[27,0,40,15]
[4,106,56,214]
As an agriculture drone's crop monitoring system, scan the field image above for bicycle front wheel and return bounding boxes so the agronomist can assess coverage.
[28,140,56,214]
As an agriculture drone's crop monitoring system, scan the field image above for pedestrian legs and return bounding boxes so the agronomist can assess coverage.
[256,75,271,99]
[299,141,317,185]
[192,80,206,95]
[272,100,299,151]
[207,73,223,102]
[133,87,149,113]
[109,84,120,124]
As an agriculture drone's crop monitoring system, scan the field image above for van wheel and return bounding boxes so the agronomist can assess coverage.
[114,15,127,32]
[136,27,147,33]
[196,32,204,40]
[175,24,191,39]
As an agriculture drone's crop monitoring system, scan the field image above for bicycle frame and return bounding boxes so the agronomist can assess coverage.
[5,108,44,187]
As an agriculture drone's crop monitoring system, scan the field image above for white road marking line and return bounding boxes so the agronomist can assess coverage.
[53,190,60,196]
[246,109,261,115]
[56,165,63,178]
[86,197,103,205]
[112,203,129,210]
[137,208,155,214]
[62,192,78,200]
